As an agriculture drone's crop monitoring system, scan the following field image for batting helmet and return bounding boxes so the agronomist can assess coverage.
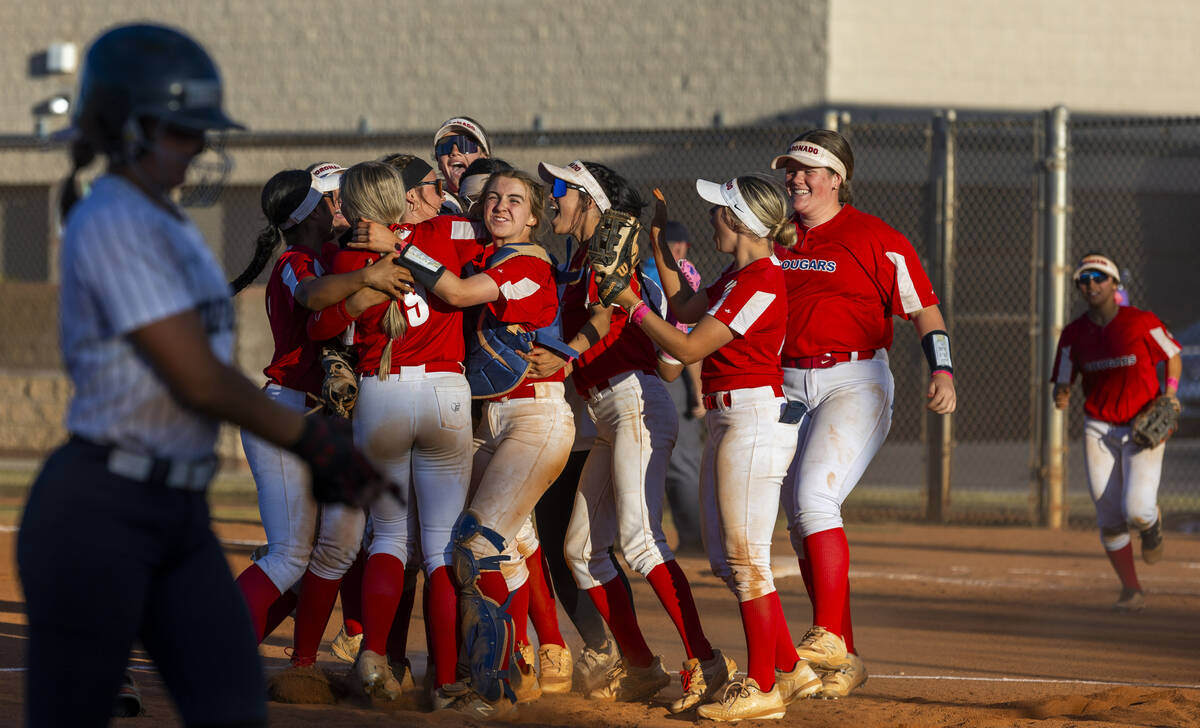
[73,23,243,156]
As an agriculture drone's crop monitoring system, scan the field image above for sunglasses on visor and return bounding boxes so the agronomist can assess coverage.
[552,178,587,199]
[434,135,480,157]
[1075,270,1110,285]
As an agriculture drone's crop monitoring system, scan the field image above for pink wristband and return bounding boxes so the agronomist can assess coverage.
[933,370,953,380]
[1166,376,1179,392]
[629,300,651,326]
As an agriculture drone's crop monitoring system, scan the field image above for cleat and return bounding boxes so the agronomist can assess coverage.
[696,677,787,721]
[670,648,736,713]
[511,644,542,703]
[817,652,867,699]
[432,680,515,719]
[112,670,144,717]
[776,657,822,704]
[1114,587,1146,612]
[794,625,851,670]
[1140,510,1164,564]
[537,643,573,694]
[329,625,363,664]
[575,638,620,695]
[589,656,671,702]
[355,649,402,700]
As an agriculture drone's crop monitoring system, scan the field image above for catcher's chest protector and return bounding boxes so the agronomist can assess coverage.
[465,243,577,398]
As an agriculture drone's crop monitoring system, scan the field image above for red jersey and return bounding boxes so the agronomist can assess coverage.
[561,246,658,394]
[701,257,787,394]
[774,205,938,358]
[479,248,566,397]
[307,215,488,374]
[262,246,325,396]
[1052,306,1180,424]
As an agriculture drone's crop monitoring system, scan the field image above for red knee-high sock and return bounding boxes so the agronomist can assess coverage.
[586,577,652,668]
[647,560,713,661]
[386,568,419,663]
[340,549,366,636]
[768,591,798,671]
[292,570,344,665]
[841,584,856,654]
[803,528,850,638]
[427,566,460,688]
[263,588,298,640]
[738,593,778,691]
[361,553,406,656]
[476,570,509,605]
[1105,543,1142,591]
[526,547,566,648]
[236,563,283,644]
[509,582,531,648]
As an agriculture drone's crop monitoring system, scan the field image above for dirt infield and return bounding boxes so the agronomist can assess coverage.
[0,519,1197,727]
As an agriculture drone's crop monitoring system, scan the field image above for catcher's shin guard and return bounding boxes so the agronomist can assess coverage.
[451,512,518,706]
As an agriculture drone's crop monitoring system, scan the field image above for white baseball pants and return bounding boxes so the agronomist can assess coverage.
[1083,416,1165,550]
[353,371,473,574]
[700,387,800,602]
[565,371,679,589]
[781,353,894,543]
[241,384,365,588]
[467,383,574,565]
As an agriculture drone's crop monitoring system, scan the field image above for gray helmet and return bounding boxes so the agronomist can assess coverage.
[73,23,243,155]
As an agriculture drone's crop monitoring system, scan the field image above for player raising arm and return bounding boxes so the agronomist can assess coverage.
[1052,253,1181,611]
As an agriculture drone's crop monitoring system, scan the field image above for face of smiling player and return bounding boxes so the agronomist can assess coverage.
[482,176,538,245]
[1076,270,1118,310]
[436,140,484,193]
[782,159,842,226]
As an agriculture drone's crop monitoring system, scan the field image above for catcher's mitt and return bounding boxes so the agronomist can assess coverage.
[587,209,642,306]
[1130,394,1180,448]
[320,345,359,419]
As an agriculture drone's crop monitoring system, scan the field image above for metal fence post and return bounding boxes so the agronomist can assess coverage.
[926,111,956,521]
[1039,106,1070,529]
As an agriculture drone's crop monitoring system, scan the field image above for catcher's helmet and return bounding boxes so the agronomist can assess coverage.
[73,23,243,155]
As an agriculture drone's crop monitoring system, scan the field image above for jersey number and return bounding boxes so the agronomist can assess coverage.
[402,286,430,327]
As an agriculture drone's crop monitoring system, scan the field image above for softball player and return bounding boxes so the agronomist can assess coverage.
[1052,253,1181,611]
[409,170,576,708]
[18,24,386,727]
[613,177,818,720]
[770,130,956,699]
[308,161,487,701]
[433,116,491,212]
[532,160,718,707]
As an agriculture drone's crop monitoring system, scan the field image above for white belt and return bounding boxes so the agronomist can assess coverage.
[106,448,217,492]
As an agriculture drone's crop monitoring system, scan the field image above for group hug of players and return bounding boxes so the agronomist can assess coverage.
[229,115,1176,722]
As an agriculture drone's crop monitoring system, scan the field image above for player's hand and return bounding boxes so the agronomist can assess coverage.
[689,400,706,420]
[362,252,415,296]
[927,372,956,414]
[612,286,641,311]
[1053,384,1071,410]
[518,346,569,379]
[348,219,402,255]
[650,188,669,247]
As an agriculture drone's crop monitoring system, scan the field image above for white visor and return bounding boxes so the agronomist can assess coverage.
[770,140,848,180]
[279,180,323,230]
[1072,254,1121,283]
[695,178,771,238]
[537,160,612,213]
[310,162,346,193]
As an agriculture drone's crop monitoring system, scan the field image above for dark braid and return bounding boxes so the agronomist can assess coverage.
[58,137,98,221]
[229,169,313,293]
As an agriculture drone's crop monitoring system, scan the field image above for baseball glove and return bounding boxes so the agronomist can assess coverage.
[320,345,359,419]
[587,209,642,307]
[1130,394,1180,448]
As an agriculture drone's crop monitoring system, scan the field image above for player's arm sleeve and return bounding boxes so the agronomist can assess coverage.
[305,250,366,341]
[72,213,203,338]
[1143,315,1182,363]
[883,233,939,318]
[705,278,777,338]
[279,251,320,308]
[1050,331,1075,385]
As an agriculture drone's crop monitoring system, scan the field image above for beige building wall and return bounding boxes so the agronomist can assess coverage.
[828,0,1200,115]
[4,0,825,138]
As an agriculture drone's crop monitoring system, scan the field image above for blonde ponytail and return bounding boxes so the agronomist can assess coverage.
[377,300,408,378]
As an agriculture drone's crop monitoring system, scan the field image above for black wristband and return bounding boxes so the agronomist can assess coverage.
[921,330,954,376]
[399,244,447,291]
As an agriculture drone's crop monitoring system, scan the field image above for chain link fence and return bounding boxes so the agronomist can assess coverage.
[2,110,1198,527]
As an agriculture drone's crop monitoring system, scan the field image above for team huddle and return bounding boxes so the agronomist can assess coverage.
[220,113,961,722]
[17,23,1182,727]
